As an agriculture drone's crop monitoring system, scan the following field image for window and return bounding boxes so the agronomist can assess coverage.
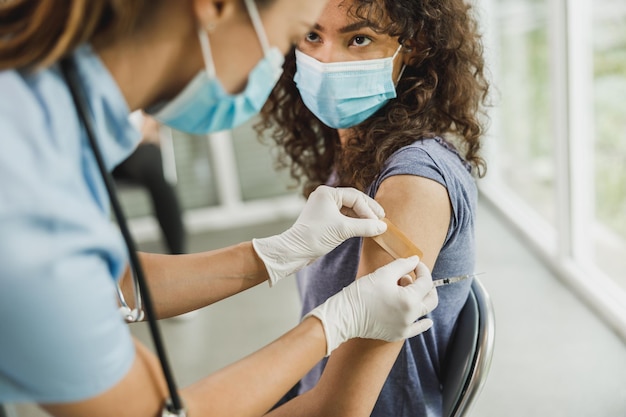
[592,0,626,290]
[480,0,626,339]
[495,0,555,223]
[119,118,302,242]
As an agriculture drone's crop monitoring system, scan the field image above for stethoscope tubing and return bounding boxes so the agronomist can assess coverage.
[60,57,185,415]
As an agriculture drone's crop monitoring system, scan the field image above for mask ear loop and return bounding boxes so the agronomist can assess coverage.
[393,44,407,86]
[197,27,217,79]
[198,0,271,79]
[243,0,271,56]
[392,43,403,60]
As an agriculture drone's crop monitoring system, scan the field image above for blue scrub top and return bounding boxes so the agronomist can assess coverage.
[0,45,140,403]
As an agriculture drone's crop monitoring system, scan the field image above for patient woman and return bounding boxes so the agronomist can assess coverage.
[257,0,489,415]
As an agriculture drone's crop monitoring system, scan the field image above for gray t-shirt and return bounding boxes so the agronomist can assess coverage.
[293,137,477,417]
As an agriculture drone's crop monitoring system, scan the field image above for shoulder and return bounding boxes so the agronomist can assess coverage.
[0,66,78,163]
[370,137,477,242]
[371,137,476,202]
[0,69,48,137]
[368,153,454,269]
[382,138,471,181]
[0,67,84,216]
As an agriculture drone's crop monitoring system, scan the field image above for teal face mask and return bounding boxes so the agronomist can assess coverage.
[294,45,404,129]
[150,0,284,134]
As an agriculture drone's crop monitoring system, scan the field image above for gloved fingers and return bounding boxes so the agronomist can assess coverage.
[398,264,438,316]
[368,256,420,285]
[411,262,435,293]
[332,186,385,220]
[405,318,434,339]
[401,278,439,311]
[398,274,414,287]
[421,288,439,315]
[339,215,388,239]
[425,286,439,307]
[415,261,431,278]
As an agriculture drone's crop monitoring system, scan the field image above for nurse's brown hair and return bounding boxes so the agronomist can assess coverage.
[0,0,279,71]
[0,0,153,70]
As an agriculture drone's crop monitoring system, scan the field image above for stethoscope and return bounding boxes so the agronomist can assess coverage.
[60,58,187,416]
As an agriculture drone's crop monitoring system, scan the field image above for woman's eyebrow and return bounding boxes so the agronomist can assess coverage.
[312,20,378,34]
[339,20,379,33]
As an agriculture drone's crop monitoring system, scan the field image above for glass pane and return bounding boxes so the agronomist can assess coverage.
[592,0,626,287]
[231,117,298,201]
[495,0,555,222]
[172,131,220,210]
[117,129,219,219]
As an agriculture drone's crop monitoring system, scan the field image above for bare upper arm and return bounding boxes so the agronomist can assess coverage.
[42,339,168,417]
[359,174,451,276]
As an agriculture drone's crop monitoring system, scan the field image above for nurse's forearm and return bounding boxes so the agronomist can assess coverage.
[43,321,327,417]
[184,316,327,416]
[119,242,270,318]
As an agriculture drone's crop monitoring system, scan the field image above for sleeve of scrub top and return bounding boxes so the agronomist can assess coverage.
[0,81,135,403]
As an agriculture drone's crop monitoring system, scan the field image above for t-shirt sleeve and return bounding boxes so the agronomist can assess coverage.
[0,87,135,403]
[375,143,447,190]
[0,255,136,403]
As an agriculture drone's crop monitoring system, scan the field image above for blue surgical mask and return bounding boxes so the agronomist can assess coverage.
[294,45,404,129]
[149,0,284,134]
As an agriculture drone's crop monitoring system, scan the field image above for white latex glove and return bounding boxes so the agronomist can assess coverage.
[305,256,438,356]
[252,185,387,286]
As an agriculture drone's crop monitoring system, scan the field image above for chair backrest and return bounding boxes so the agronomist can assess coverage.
[442,277,496,417]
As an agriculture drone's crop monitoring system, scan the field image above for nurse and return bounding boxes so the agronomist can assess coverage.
[0,1,438,417]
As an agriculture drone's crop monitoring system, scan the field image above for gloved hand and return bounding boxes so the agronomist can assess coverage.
[252,185,387,286]
[305,256,438,356]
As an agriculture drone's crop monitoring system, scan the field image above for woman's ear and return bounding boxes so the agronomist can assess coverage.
[192,0,236,29]
[401,35,425,66]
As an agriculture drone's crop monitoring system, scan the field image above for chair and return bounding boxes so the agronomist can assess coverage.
[442,277,496,417]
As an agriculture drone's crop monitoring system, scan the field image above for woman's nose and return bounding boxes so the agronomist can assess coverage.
[312,44,349,64]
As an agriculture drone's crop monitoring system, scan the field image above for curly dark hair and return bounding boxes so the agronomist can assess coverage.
[256,0,490,197]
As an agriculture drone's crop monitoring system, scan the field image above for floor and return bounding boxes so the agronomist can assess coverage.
[7,199,626,417]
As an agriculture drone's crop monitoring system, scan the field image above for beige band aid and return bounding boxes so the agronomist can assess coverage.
[370,218,423,259]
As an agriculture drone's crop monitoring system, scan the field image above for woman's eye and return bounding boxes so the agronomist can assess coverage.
[351,35,372,47]
[305,32,321,43]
